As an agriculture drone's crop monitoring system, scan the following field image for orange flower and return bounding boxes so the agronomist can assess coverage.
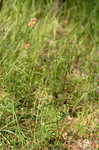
[23,43,30,49]
[27,18,38,27]
[64,20,68,25]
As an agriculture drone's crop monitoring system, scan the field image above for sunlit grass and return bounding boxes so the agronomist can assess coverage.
[0,0,99,149]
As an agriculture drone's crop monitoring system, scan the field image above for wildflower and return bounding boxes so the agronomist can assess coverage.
[64,20,68,25]
[27,18,38,27]
[23,43,30,49]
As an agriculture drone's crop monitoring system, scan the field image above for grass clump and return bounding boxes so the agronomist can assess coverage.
[0,0,99,149]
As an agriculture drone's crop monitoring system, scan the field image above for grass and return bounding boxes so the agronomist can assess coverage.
[0,0,99,149]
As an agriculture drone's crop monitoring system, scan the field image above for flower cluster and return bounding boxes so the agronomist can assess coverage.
[23,18,38,49]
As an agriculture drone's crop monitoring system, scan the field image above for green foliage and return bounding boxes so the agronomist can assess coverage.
[0,0,99,149]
